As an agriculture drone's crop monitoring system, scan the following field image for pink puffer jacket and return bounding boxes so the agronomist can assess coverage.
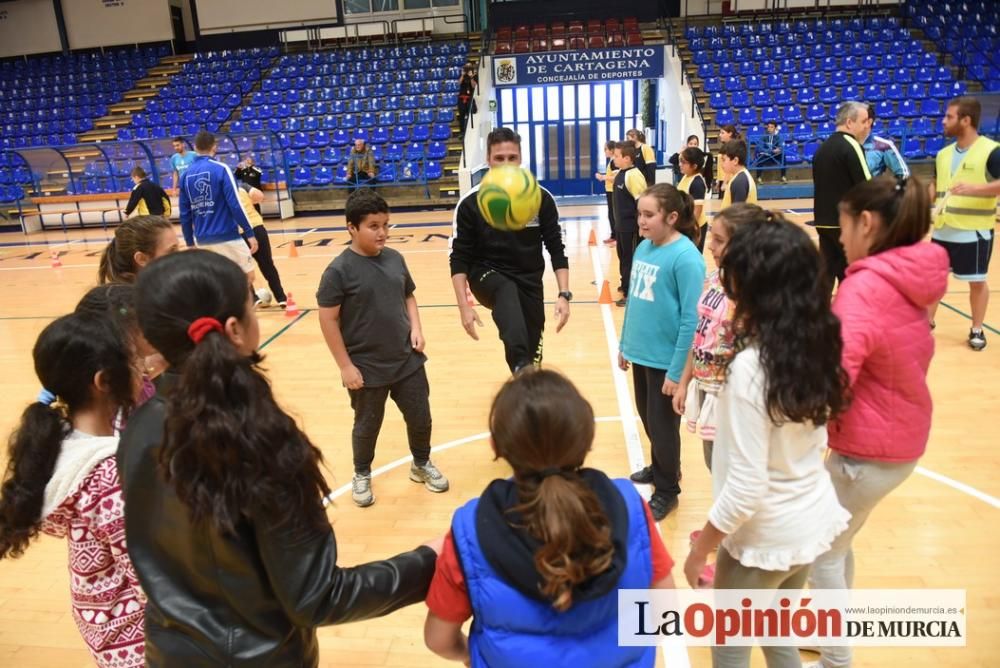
[828,242,949,462]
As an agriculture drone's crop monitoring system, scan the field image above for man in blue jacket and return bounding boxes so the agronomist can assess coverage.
[180,130,258,281]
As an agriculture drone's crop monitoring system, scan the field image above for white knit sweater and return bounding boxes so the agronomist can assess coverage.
[709,346,851,571]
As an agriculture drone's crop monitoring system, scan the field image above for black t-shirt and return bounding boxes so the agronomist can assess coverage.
[728,172,750,203]
[316,247,425,387]
[687,174,707,201]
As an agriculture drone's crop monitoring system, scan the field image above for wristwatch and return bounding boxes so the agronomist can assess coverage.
[558,291,573,302]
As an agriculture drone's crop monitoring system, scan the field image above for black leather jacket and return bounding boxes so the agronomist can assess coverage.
[117,376,437,666]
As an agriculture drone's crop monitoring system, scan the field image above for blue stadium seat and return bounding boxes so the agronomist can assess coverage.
[312,166,333,185]
[804,141,821,162]
[426,160,442,180]
[924,136,945,156]
[792,122,813,141]
[386,143,404,161]
[291,166,311,187]
[332,129,350,146]
[427,141,447,159]
[807,103,826,122]
[920,98,943,116]
[302,148,321,166]
[901,137,924,160]
[715,108,735,126]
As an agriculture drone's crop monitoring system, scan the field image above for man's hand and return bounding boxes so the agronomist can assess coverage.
[459,305,482,340]
[950,183,979,196]
[554,297,570,333]
[340,364,364,390]
[411,329,426,353]
[662,377,679,396]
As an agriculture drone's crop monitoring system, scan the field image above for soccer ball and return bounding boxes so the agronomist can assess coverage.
[476,165,542,232]
[255,287,273,307]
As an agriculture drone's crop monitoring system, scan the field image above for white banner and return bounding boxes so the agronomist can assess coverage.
[618,589,966,647]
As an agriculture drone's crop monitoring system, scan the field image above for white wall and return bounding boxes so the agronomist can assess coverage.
[659,45,704,175]
[197,0,338,34]
[0,0,62,57]
[64,0,173,49]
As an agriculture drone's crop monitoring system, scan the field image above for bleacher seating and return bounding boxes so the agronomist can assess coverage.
[0,45,168,197]
[231,41,468,187]
[0,45,166,152]
[903,0,1000,92]
[495,18,642,54]
[123,47,278,142]
[685,16,972,170]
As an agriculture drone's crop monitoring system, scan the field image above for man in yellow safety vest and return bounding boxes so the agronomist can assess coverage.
[930,96,1000,351]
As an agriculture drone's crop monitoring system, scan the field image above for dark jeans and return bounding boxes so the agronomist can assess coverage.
[605,191,616,240]
[348,365,432,475]
[250,225,287,303]
[616,215,638,295]
[348,172,373,193]
[469,267,544,373]
[817,226,847,291]
[632,364,682,498]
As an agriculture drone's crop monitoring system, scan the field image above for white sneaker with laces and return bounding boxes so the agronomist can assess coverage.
[352,473,374,507]
[410,460,449,493]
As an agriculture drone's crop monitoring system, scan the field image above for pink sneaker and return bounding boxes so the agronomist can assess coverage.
[698,563,716,588]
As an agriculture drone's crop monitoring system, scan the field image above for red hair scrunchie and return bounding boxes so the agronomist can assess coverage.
[187,317,224,344]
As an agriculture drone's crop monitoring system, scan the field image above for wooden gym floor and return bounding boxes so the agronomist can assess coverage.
[0,198,997,667]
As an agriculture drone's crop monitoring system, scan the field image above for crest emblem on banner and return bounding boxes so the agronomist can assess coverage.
[494,59,517,85]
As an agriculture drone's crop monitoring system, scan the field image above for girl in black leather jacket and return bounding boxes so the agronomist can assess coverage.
[118,250,439,667]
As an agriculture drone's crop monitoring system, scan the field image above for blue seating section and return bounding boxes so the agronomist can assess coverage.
[121,47,278,140]
[687,16,970,164]
[903,0,1000,92]
[234,41,468,187]
[0,45,167,152]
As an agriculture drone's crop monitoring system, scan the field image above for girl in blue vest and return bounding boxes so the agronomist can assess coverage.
[423,369,675,667]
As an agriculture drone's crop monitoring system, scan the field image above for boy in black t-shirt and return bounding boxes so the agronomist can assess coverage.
[317,188,449,507]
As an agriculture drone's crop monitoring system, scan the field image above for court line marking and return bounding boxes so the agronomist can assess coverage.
[938,300,1000,336]
[258,309,312,350]
[915,466,1000,509]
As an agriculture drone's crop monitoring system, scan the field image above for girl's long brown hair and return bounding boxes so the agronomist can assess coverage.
[489,369,612,612]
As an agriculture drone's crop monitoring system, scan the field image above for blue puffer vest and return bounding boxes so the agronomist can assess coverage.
[451,478,656,668]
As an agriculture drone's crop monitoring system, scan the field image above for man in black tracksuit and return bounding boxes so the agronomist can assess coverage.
[449,128,571,374]
[124,167,169,217]
[812,101,872,289]
[234,155,288,307]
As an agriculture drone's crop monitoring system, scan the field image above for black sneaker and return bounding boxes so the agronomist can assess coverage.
[629,466,653,484]
[615,297,627,307]
[648,493,679,521]
[969,328,986,351]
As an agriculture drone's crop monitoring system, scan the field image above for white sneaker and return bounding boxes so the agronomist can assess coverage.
[410,460,449,493]
[351,473,374,507]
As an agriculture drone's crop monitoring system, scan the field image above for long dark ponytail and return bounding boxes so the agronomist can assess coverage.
[134,250,330,535]
[720,216,850,425]
[642,183,701,246]
[0,314,134,558]
[489,369,612,612]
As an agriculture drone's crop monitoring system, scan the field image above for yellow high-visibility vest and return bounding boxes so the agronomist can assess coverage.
[934,136,999,231]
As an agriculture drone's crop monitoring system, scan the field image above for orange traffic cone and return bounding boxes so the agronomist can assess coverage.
[284,292,300,317]
[465,286,475,306]
[288,239,299,258]
[50,251,62,268]
[587,228,597,246]
[598,280,613,304]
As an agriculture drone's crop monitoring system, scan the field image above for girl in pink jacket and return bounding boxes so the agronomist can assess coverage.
[807,174,949,668]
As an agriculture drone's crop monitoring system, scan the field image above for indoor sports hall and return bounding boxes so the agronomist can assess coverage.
[0,0,998,667]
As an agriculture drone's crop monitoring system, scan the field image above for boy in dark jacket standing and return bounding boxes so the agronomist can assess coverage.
[449,128,571,374]
[179,131,258,282]
[124,167,170,217]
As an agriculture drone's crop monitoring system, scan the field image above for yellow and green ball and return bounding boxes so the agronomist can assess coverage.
[476,165,542,232]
